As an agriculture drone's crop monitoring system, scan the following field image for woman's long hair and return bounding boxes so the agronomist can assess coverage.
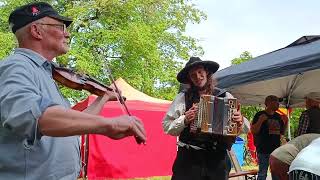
[185,66,217,109]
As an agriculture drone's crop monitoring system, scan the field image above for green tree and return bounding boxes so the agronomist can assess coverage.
[231,51,253,65]
[0,0,206,103]
[289,108,304,138]
[230,51,261,122]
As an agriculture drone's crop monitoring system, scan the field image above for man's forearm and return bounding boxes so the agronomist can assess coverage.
[251,120,263,134]
[39,105,113,137]
[83,95,110,115]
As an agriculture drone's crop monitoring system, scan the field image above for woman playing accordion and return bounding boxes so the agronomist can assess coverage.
[162,57,244,180]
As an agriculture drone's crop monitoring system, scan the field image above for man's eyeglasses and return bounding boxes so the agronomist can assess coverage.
[37,23,67,33]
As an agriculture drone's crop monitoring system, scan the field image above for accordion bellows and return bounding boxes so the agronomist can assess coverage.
[190,95,239,136]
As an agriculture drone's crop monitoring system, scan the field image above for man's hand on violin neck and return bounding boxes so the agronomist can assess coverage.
[103,115,147,144]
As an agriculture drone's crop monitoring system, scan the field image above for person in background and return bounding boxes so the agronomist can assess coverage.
[162,57,244,180]
[251,95,285,180]
[296,92,320,136]
[269,133,320,180]
[0,2,146,180]
[289,137,320,179]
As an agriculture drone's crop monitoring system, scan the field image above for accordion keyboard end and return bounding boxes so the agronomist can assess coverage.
[190,95,240,136]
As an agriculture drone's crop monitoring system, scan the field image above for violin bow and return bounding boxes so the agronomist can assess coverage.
[100,55,143,144]
[102,59,130,115]
[82,134,89,179]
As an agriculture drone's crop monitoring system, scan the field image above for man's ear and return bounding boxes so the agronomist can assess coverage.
[30,24,43,40]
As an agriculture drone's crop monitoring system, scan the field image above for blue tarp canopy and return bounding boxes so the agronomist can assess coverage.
[216,35,320,108]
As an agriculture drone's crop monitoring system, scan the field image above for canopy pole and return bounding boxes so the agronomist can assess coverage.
[285,73,302,140]
[286,108,291,141]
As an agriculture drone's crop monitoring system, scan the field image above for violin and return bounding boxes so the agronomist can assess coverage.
[52,66,125,102]
[53,65,143,178]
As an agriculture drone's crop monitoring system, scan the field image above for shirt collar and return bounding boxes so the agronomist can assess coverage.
[14,48,49,67]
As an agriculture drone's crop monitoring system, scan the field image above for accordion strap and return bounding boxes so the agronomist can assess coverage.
[213,87,227,97]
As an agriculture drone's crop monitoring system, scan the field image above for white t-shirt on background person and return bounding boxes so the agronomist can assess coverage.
[289,137,320,176]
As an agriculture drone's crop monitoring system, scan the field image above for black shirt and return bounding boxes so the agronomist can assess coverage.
[306,107,320,134]
[252,111,284,154]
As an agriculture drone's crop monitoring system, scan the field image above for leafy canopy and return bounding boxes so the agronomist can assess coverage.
[0,0,206,102]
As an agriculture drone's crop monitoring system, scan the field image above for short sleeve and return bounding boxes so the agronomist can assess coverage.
[0,62,58,142]
[252,112,262,125]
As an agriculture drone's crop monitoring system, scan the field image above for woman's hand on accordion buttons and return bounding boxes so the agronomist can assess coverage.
[232,111,243,129]
[184,105,197,125]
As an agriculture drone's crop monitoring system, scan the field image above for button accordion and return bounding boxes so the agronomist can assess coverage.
[190,95,239,136]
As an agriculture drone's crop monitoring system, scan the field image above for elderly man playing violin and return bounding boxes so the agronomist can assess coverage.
[0,2,146,180]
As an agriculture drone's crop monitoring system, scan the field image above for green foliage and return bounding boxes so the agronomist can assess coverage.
[230,51,259,122]
[240,105,263,123]
[0,32,15,59]
[231,51,253,65]
[0,0,206,102]
[290,108,304,138]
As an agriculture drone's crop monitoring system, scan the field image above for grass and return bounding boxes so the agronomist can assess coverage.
[78,164,259,180]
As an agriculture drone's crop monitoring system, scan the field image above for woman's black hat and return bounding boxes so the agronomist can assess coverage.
[177,57,219,83]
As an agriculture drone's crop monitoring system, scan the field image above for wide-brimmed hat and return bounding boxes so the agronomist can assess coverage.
[177,57,219,83]
[9,2,73,33]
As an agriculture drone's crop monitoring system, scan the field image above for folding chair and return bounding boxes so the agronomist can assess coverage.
[228,149,258,180]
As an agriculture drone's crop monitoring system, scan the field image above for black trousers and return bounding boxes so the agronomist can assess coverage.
[171,147,228,180]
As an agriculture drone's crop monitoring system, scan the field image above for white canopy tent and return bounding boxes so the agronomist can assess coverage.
[215,35,320,138]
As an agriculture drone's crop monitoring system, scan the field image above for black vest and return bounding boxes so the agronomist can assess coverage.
[179,87,235,150]
[306,107,320,134]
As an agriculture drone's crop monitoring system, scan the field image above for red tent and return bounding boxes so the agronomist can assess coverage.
[73,79,177,179]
